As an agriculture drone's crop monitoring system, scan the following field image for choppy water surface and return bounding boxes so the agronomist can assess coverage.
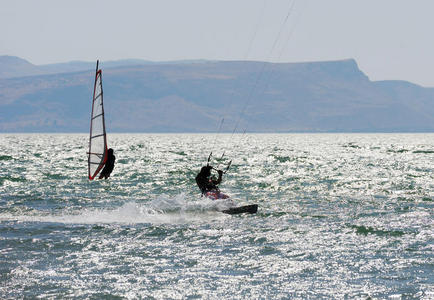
[0,133,433,299]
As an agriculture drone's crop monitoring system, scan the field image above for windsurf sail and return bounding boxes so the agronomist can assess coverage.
[88,60,107,180]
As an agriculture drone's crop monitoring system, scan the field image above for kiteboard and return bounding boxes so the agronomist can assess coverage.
[221,204,258,215]
[204,191,258,215]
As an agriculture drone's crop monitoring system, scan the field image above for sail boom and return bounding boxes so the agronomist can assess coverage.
[87,152,104,156]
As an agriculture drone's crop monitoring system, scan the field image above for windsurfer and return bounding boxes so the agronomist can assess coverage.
[99,148,116,179]
[195,165,228,199]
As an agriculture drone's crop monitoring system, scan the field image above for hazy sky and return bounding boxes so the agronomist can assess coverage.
[1,0,434,86]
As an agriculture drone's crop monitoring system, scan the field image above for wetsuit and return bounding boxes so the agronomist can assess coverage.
[195,166,222,195]
[99,149,115,179]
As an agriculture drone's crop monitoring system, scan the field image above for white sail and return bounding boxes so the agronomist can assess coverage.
[88,60,107,180]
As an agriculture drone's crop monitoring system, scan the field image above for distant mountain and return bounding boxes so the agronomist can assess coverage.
[0,57,433,132]
[0,55,212,79]
[0,56,42,78]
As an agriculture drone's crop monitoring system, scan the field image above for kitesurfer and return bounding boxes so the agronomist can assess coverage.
[99,148,115,179]
[195,165,226,199]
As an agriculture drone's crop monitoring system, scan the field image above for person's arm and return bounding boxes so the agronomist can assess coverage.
[215,170,223,185]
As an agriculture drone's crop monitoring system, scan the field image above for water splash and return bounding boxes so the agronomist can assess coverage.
[0,194,237,225]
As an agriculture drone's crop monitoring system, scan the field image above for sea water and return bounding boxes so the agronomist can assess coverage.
[0,133,433,299]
